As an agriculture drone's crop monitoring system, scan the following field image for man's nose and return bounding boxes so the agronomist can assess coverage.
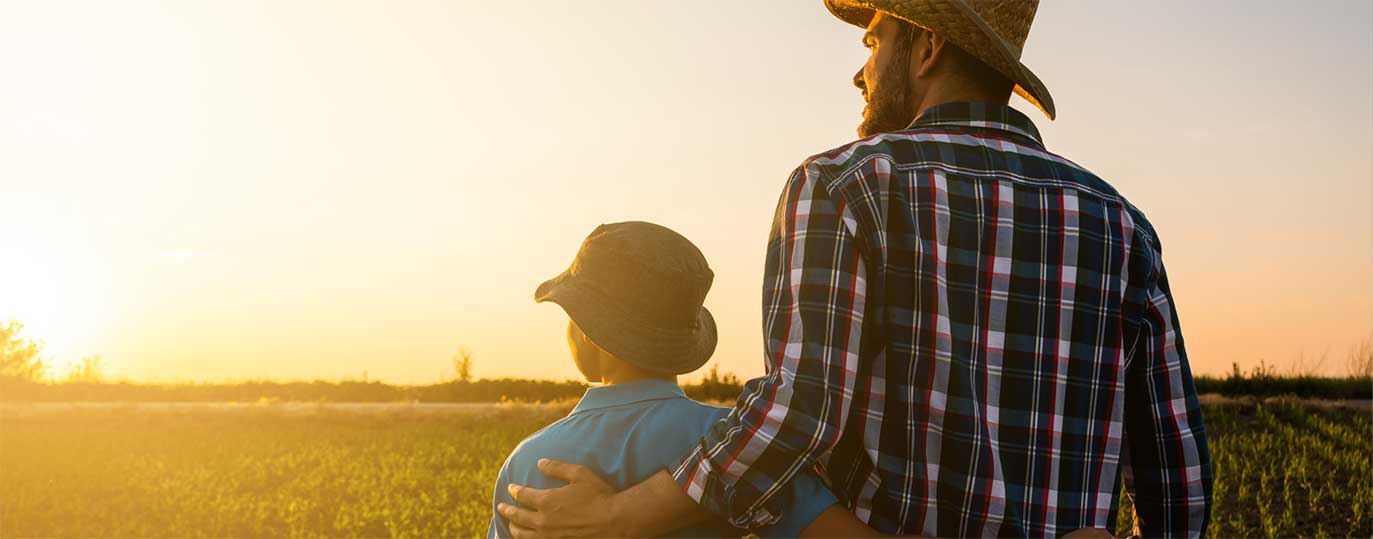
[852,67,865,91]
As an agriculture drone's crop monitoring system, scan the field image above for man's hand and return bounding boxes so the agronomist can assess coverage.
[496,459,624,538]
[498,460,708,538]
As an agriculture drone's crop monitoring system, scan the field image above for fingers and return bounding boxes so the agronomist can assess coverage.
[508,483,549,509]
[508,521,538,539]
[496,502,543,531]
[536,458,595,483]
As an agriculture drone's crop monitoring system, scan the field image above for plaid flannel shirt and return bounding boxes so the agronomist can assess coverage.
[672,103,1212,538]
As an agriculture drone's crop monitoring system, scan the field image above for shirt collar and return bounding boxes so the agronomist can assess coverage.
[907,101,1044,145]
[570,378,687,415]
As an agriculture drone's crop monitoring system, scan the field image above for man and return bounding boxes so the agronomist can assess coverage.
[499,1,1212,537]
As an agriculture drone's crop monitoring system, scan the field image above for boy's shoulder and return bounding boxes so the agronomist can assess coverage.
[500,414,583,477]
[666,395,731,417]
[648,396,734,435]
[502,396,728,476]
[535,395,724,437]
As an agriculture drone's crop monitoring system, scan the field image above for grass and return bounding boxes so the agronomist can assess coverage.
[2,400,1369,538]
[1112,399,1372,538]
[0,403,568,538]
[1196,400,1372,538]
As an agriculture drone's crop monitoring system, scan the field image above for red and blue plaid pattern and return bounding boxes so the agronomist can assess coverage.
[673,103,1212,538]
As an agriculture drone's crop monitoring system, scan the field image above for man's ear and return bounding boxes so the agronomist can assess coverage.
[912,29,944,80]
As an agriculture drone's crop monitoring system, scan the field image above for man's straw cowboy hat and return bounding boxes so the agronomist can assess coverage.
[825,0,1056,120]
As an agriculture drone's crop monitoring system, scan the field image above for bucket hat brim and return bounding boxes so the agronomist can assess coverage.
[825,0,1056,120]
[536,269,717,376]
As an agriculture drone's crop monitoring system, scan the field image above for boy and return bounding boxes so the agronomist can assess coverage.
[487,221,891,538]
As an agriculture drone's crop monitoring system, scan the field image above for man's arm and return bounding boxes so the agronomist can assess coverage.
[500,463,703,538]
[672,163,869,528]
[1120,232,1213,538]
[499,163,870,537]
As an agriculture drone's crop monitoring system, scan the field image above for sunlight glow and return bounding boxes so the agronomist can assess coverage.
[0,0,1369,382]
[0,196,113,369]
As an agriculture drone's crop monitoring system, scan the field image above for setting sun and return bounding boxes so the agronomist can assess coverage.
[0,196,113,368]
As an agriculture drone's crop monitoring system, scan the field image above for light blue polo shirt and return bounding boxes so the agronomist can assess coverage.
[487,378,839,538]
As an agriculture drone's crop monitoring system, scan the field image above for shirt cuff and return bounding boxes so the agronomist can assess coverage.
[671,439,781,529]
[750,471,839,538]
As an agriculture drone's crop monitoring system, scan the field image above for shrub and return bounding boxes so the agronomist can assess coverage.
[0,320,46,383]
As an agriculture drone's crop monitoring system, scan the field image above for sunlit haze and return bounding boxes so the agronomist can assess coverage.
[2,0,1370,383]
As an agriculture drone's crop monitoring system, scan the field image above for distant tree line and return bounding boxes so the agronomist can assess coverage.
[0,377,590,403]
[0,368,750,404]
[2,320,1370,402]
[1194,360,1372,400]
[4,368,1368,403]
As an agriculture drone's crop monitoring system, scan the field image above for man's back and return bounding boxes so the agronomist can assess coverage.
[681,102,1211,538]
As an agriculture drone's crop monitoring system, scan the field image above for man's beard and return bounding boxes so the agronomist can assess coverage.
[858,75,916,138]
[857,45,917,138]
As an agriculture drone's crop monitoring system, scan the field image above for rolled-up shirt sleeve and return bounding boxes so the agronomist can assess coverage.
[671,163,869,528]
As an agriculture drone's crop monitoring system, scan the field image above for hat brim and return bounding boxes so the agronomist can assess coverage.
[824,0,1056,120]
[535,270,717,376]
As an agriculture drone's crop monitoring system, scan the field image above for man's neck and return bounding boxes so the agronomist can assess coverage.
[913,85,1011,120]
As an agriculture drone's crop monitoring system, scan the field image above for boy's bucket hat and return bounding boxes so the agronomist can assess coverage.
[535,221,717,375]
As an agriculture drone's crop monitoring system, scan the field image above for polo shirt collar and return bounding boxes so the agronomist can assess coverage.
[570,378,686,415]
[908,101,1043,145]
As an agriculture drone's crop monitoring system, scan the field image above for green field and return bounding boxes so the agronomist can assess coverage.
[1,399,1369,538]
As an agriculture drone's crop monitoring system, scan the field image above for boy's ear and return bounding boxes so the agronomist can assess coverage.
[577,356,601,384]
[568,320,601,383]
[585,340,614,384]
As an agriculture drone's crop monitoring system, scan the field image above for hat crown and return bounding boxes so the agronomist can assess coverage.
[570,222,713,329]
[969,0,1038,56]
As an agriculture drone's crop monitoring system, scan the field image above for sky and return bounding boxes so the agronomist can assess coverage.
[2,0,1370,384]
